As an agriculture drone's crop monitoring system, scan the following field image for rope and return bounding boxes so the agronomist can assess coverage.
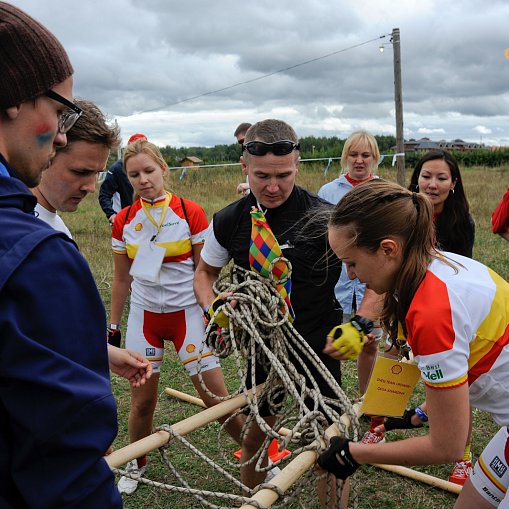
[114,260,361,508]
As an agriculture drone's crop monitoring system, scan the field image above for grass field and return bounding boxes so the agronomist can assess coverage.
[65,162,508,508]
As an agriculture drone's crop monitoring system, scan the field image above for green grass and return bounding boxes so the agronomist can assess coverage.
[63,163,508,508]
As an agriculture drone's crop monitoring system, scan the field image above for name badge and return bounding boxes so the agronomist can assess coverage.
[129,242,165,283]
[361,356,421,417]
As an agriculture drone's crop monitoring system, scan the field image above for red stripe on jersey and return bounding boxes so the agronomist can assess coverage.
[407,271,456,356]
[424,377,468,390]
[469,323,509,386]
[163,251,193,264]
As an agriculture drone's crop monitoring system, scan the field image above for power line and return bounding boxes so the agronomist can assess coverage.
[122,34,389,118]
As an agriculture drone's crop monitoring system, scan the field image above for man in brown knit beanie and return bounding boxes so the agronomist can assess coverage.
[0,4,123,508]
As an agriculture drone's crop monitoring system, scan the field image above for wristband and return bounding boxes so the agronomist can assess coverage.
[383,408,423,431]
[414,405,428,423]
[109,324,120,330]
[351,315,374,335]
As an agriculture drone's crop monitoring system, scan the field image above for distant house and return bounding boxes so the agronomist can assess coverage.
[180,156,203,168]
[394,138,483,153]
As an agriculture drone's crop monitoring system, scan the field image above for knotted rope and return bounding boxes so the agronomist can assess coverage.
[114,260,361,508]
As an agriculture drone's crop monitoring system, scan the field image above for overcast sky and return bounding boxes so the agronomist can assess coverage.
[10,0,509,149]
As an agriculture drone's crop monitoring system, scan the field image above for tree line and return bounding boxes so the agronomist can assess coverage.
[108,134,509,169]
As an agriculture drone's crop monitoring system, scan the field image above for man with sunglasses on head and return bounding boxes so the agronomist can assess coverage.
[234,122,252,195]
[0,3,122,508]
[194,119,343,502]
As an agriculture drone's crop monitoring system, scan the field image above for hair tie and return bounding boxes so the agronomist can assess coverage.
[412,192,420,214]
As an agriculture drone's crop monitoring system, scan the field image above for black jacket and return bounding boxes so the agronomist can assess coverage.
[98,160,133,218]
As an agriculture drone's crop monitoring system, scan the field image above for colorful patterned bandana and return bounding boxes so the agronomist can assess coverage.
[249,207,295,321]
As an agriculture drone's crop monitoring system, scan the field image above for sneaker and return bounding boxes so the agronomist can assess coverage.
[448,454,472,486]
[361,430,385,445]
[118,459,146,495]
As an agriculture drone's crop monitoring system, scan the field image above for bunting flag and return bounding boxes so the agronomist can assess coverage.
[249,207,295,322]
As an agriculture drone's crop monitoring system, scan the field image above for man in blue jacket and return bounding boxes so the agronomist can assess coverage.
[0,3,122,508]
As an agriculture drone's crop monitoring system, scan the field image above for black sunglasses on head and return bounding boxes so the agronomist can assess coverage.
[242,140,300,156]
[43,90,83,134]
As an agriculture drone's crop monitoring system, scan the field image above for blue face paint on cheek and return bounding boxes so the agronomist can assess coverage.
[35,123,55,148]
[36,133,53,147]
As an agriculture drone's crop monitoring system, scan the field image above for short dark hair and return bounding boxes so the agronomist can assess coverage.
[61,98,121,152]
[242,119,299,164]
[234,122,252,138]
[244,119,298,144]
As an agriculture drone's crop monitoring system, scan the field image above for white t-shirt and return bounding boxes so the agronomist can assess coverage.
[35,203,72,239]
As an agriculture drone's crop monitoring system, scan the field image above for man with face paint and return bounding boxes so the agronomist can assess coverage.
[32,98,121,238]
[0,4,122,508]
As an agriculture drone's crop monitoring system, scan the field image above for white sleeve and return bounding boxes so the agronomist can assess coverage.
[200,220,231,268]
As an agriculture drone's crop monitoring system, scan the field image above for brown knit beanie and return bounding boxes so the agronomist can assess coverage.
[0,2,73,109]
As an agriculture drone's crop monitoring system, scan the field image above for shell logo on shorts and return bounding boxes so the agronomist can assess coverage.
[391,365,403,375]
[135,223,143,231]
[186,344,196,353]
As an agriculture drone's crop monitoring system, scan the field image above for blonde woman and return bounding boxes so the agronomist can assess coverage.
[110,139,243,494]
[319,130,384,443]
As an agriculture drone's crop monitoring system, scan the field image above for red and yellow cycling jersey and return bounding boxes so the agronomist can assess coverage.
[112,193,208,312]
[407,253,509,425]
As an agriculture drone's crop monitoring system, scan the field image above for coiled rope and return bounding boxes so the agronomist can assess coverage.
[114,260,361,508]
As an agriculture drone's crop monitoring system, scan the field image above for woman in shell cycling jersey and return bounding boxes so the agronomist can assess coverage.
[377,150,476,485]
[318,179,509,509]
[111,139,243,494]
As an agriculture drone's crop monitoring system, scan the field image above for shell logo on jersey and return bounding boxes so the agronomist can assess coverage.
[391,365,403,375]
[186,344,196,353]
[135,223,143,231]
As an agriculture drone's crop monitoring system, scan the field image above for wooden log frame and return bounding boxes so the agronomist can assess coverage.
[165,387,463,497]
[106,386,260,469]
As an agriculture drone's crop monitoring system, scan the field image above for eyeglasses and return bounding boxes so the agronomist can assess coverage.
[237,138,245,145]
[242,140,300,156]
[43,90,83,134]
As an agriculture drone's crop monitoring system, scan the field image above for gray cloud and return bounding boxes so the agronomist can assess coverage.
[9,0,509,146]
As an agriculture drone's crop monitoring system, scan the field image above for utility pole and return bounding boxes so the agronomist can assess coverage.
[392,28,405,187]
[115,119,122,161]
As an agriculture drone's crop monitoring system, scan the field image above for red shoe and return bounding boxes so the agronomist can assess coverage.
[361,430,385,444]
[448,454,472,486]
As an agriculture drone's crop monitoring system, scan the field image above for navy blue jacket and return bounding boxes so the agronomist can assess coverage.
[98,160,133,219]
[0,169,122,508]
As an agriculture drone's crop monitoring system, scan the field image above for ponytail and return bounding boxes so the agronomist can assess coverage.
[329,179,436,340]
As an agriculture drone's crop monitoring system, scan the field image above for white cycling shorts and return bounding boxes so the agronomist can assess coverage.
[470,426,509,507]
[125,302,220,376]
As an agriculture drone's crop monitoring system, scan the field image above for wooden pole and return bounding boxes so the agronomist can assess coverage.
[164,387,295,437]
[371,463,461,494]
[392,28,405,187]
[164,387,207,408]
[106,386,260,468]
[240,423,342,509]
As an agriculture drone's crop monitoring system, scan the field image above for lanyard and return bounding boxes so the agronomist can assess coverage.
[140,191,171,242]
